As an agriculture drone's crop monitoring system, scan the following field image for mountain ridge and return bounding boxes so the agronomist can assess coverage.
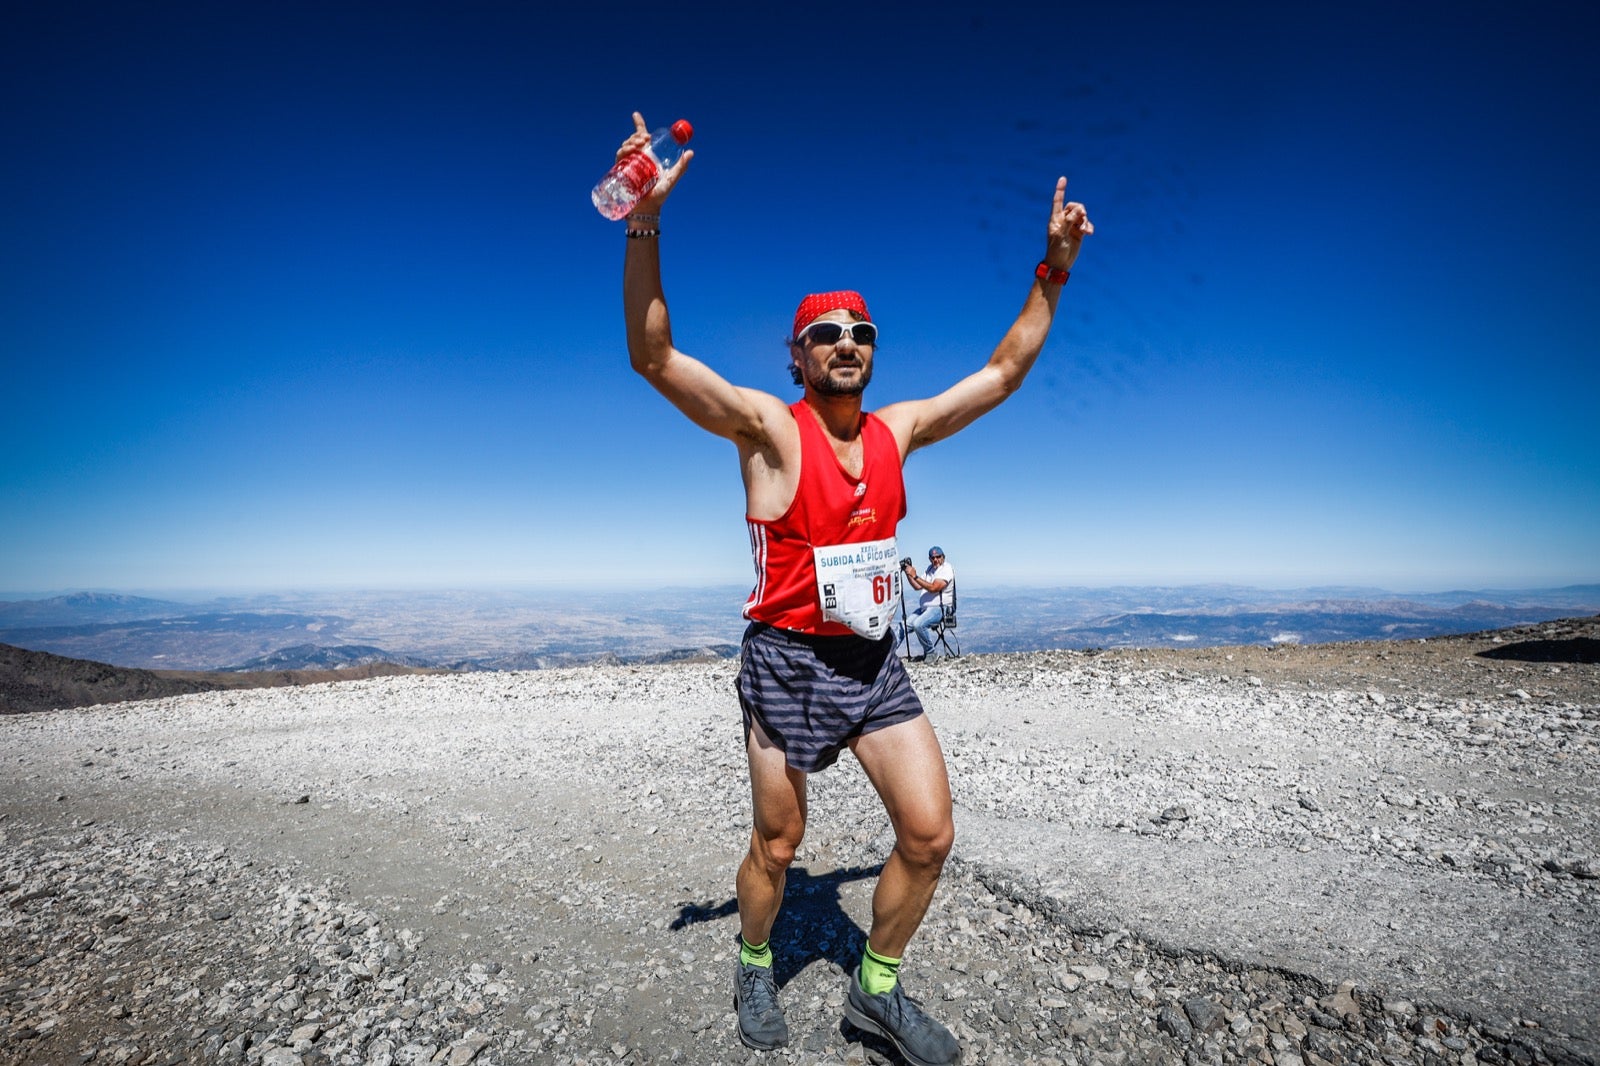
[2,584,1596,673]
[7,615,1598,716]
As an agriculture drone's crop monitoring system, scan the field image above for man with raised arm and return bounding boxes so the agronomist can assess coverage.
[902,546,955,661]
[616,111,1092,1065]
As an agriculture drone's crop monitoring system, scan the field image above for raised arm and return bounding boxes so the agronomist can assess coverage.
[619,113,787,446]
[901,560,949,595]
[878,178,1093,456]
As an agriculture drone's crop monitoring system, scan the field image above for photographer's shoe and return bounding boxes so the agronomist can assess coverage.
[844,967,961,1065]
[734,961,788,1050]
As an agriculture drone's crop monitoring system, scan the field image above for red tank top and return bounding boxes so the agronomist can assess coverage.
[743,400,907,634]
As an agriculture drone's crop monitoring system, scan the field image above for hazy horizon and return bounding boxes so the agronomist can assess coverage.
[5,578,1597,674]
[5,579,1598,605]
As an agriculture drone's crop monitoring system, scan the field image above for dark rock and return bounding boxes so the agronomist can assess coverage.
[1182,996,1226,1035]
[1158,1003,1194,1041]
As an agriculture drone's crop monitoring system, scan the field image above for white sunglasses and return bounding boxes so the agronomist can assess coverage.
[796,320,878,346]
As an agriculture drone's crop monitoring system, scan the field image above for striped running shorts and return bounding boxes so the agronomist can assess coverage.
[737,622,925,773]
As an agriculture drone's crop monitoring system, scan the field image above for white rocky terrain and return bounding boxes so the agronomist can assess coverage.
[2,619,1596,1066]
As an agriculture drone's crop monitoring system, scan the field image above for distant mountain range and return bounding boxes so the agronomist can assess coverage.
[222,642,743,672]
[958,588,1600,653]
[0,591,194,627]
[226,643,430,672]
[1,585,1596,673]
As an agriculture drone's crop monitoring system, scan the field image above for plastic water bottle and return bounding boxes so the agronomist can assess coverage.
[591,119,693,220]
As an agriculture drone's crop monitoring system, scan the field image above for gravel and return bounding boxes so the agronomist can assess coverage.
[2,626,1596,1065]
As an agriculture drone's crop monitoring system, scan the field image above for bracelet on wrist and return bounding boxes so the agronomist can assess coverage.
[627,212,660,224]
[625,228,660,240]
[1035,261,1070,285]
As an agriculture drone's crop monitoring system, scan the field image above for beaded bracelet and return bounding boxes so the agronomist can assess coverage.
[625,228,660,239]
[628,212,660,224]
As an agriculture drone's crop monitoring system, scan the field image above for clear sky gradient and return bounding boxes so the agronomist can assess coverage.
[4,2,1596,595]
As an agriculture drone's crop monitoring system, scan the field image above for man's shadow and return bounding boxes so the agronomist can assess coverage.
[671,863,879,986]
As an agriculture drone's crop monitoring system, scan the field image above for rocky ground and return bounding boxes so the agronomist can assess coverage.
[1,618,1596,1066]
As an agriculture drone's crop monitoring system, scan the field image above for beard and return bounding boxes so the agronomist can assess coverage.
[807,360,872,396]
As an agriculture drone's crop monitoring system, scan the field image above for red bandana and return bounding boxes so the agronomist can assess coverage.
[792,290,871,341]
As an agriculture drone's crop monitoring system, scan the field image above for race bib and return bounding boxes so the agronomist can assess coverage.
[813,536,901,641]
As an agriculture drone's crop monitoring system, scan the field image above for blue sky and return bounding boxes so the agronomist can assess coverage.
[3,1,1596,596]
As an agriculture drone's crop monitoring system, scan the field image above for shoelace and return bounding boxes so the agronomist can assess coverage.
[741,968,779,1011]
[883,985,934,1029]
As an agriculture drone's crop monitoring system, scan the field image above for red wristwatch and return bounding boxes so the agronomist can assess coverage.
[1035,262,1070,285]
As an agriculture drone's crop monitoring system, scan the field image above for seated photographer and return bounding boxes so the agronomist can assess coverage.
[901,547,954,661]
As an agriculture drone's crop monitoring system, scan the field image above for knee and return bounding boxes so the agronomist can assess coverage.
[750,825,803,875]
[896,817,954,871]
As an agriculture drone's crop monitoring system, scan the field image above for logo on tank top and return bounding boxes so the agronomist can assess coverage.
[848,506,877,528]
[854,482,867,497]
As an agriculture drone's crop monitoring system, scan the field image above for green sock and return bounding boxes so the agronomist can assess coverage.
[739,936,773,969]
[858,943,902,995]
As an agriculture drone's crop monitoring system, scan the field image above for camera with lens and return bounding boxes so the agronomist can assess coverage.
[900,557,914,569]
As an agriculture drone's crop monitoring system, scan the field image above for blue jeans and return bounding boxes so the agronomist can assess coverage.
[906,603,945,656]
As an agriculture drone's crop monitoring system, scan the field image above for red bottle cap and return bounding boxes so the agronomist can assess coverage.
[670,119,693,145]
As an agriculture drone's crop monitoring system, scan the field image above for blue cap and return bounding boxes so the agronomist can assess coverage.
[929,546,944,558]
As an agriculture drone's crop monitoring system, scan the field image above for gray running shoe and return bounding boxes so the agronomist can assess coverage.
[734,960,789,1050]
[844,966,961,1066]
